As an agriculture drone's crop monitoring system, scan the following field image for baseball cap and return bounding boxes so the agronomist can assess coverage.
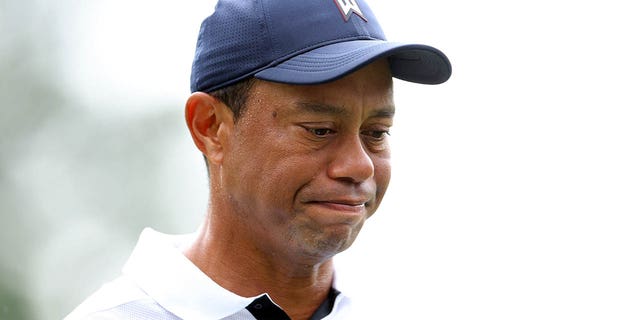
[190,0,452,93]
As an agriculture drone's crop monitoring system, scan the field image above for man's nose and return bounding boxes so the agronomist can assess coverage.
[327,134,375,184]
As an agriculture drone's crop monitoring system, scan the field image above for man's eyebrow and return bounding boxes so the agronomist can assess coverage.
[295,102,348,116]
[294,102,395,118]
[370,107,395,118]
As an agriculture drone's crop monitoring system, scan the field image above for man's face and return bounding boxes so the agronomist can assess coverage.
[221,60,394,263]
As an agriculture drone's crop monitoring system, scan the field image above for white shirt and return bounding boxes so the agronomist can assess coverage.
[65,228,353,320]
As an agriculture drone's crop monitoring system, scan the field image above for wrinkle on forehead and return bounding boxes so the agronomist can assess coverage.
[292,101,395,120]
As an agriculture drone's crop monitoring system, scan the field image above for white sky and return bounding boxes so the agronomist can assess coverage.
[58,0,639,318]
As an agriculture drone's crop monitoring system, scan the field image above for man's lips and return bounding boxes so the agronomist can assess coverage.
[301,197,372,225]
[304,199,369,213]
[308,201,366,212]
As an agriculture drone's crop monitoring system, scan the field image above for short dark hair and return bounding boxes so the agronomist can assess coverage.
[202,77,257,173]
[208,77,257,121]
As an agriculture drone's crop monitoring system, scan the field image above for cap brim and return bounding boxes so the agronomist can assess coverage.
[255,40,451,85]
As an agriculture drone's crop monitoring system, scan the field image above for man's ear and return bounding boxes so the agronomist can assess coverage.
[185,92,234,165]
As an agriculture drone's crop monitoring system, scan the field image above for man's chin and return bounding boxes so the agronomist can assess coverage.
[298,224,363,261]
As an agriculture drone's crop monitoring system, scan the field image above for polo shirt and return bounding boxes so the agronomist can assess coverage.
[65,228,353,320]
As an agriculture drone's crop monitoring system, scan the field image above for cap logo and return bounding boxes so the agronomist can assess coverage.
[333,0,367,22]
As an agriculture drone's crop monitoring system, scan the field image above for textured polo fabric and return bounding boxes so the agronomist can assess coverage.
[65,228,352,320]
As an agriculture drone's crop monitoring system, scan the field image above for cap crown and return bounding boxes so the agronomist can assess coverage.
[191,0,385,93]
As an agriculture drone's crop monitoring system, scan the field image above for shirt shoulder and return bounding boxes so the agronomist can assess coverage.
[64,276,179,320]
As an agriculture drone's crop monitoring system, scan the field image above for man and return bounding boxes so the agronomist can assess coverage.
[66,0,451,319]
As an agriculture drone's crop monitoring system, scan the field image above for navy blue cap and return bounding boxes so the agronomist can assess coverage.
[190,0,452,93]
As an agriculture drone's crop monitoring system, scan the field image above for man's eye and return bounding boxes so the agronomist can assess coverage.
[362,130,390,140]
[309,128,334,137]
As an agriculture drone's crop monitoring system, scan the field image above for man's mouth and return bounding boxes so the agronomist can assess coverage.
[306,200,368,213]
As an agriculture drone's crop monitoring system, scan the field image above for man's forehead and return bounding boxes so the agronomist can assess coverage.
[246,81,394,120]
[293,101,395,118]
[245,60,394,117]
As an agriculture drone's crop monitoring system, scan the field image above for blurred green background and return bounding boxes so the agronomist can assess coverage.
[1,1,209,318]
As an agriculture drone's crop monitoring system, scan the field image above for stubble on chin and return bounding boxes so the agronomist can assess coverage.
[285,219,364,263]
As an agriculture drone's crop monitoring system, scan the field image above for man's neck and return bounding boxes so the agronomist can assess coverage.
[183,215,335,320]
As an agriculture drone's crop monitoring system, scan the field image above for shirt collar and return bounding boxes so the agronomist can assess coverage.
[122,228,260,319]
[121,228,352,320]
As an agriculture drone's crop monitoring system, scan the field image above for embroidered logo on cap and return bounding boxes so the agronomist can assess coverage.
[333,0,367,22]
